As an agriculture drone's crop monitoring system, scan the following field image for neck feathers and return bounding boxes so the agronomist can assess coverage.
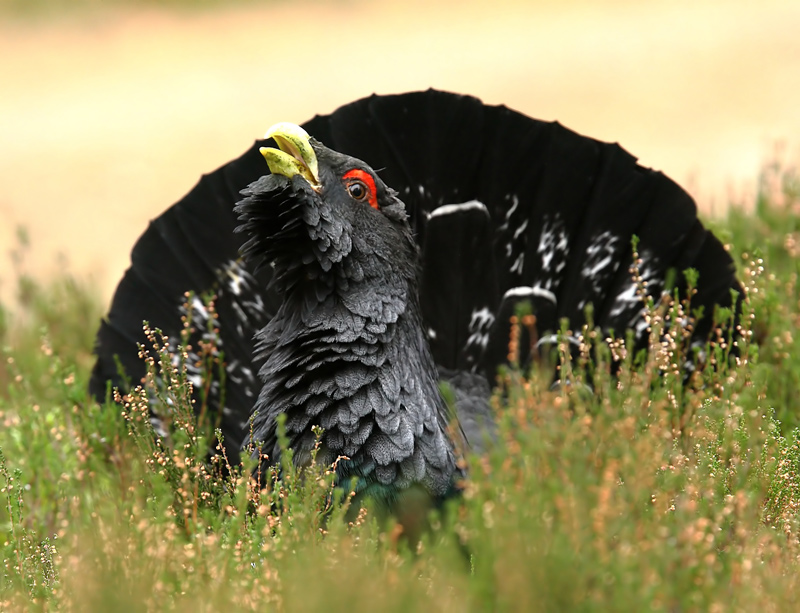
[248,270,459,501]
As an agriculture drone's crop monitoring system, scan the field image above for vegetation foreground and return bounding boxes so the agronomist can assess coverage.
[2,166,800,611]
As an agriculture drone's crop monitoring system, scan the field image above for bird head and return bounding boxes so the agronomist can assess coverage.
[235,123,417,294]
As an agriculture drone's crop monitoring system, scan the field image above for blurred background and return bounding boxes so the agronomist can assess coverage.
[1,0,799,308]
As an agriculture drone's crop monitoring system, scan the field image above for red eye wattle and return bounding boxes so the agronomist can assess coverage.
[342,169,378,210]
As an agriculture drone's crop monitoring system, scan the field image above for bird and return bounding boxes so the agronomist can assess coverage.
[90,89,742,510]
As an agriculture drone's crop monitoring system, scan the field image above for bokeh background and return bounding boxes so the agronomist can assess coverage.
[1,0,799,307]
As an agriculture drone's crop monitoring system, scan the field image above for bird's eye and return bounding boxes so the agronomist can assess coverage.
[347,180,368,201]
[342,168,379,210]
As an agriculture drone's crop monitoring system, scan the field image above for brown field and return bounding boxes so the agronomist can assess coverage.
[1,0,799,307]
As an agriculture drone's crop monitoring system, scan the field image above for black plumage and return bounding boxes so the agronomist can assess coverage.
[90,89,742,506]
[234,142,459,501]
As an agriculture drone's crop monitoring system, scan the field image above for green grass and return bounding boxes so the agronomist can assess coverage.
[2,163,800,611]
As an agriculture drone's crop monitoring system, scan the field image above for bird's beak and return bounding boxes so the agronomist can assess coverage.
[260,122,321,189]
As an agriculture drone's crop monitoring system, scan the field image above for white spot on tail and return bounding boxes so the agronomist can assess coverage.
[583,232,619,278]
[191,296,209,323]
[537,215,569,272]
[580,231,622,300]
[608,249,662,320]
[503,286,536,299]
[531,285,557,305]
[498,194,520,231]
[428,200,489,219]
[465,307,495,352]
[226,266,244,296]
[635,317,650,339]
[609,283,639,318]
[513,219,529,240]
[510,252,525,274]
[521,214,569,290]
[506,194,519,218]
[464,306,496,367]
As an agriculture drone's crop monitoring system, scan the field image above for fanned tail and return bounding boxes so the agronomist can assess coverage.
[91,89,742,462]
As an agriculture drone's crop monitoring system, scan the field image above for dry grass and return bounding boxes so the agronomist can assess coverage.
[1,165,800,610]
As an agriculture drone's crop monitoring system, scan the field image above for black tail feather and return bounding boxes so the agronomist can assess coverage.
[90,89,743,464]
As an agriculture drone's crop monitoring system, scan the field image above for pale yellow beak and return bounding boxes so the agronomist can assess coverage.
[259,122,320,188]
